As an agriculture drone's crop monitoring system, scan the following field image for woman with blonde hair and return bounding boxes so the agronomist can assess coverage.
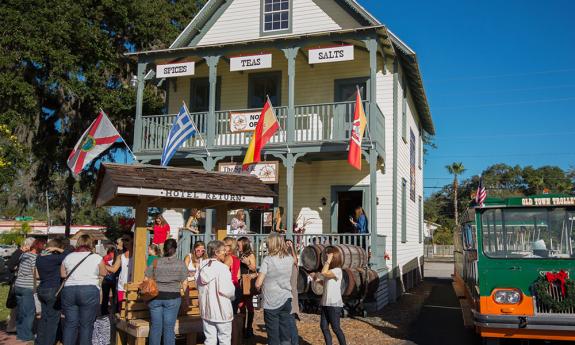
[256,233,293,345]
[230,210,247,234]
[184,241,207,280]
[273,207,284,233]
[319,247,346,345]
[60,235,107,345]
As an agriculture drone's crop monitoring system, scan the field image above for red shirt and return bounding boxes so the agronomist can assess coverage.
[103,253,115,266]
[230,255,241,287]
[153,224,170,244]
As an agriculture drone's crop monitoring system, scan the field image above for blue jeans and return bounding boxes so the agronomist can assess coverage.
[61,285,100,345]
[289,314,299,345]
[35,287,61,345]
[148,297,182,345]
[15,286,35,341]
[320,306,346,345]
[263,298,292,345]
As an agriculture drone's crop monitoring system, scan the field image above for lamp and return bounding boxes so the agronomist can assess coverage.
[130,75,138,88]
[321,197,327,206]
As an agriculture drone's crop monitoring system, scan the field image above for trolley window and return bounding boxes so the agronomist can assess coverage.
[481,208,574,259]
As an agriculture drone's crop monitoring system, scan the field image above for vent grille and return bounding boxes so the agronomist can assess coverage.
[533,282,575,315]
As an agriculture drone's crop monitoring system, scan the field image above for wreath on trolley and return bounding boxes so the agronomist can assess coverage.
[533,270,575,312]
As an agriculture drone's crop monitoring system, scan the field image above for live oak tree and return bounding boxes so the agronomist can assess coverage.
[0,0,204,234]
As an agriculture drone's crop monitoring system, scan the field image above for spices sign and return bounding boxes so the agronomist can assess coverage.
[229,111,261,132]
[308,45,354,64]
[156,62,195,78]
[218,161,279,184]
[230,54,272,72]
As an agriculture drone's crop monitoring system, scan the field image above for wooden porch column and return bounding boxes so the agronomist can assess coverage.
[282,47,299,145]
[368,149,379,269]
[205,55,220,149]
[364,38,378,139]
[133,62,148,153]
[132,203,148,283]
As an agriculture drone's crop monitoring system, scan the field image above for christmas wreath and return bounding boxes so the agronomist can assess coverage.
[533,270,575,312]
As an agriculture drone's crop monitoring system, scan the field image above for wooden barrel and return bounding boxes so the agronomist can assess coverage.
[321,245,367,270]
[297,267,311,294]
[364,269,380,298]
[342,268,363,297]
[301,244,326,272]
[310,273,324,295]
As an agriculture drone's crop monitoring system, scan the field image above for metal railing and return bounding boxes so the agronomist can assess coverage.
[424,245,455,258]
[138,100,372,152]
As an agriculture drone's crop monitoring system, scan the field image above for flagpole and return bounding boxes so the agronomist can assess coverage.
[182,102,211,157]
[99,108,138,161]
[267,95,290,154]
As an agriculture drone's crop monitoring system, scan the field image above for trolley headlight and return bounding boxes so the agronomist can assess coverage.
[493,289,522,304]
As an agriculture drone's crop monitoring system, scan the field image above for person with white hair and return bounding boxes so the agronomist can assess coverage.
[5,237,35,334]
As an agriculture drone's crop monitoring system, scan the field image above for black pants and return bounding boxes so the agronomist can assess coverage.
[320,306,346,345]
[101,278,117,315]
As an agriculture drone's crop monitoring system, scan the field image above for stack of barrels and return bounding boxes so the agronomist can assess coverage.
[297,244,379,300]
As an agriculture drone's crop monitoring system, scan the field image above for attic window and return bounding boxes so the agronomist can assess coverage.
[263,0,290,32]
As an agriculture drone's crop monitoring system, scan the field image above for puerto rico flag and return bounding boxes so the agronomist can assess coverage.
[67,111,121,177]
[347,89,367,170]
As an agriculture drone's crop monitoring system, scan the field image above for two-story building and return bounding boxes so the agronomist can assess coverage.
[128,0,435,306]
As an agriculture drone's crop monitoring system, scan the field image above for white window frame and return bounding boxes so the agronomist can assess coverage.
[261,0,292,35]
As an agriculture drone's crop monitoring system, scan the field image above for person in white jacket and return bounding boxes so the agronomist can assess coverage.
[196,240,236,345]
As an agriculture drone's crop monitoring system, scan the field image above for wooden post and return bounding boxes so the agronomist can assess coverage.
[214,205,228,240]
[132,203,148,283]
[133,62,148,153]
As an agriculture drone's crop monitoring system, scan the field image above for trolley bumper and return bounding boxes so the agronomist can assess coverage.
[473,311,575,331]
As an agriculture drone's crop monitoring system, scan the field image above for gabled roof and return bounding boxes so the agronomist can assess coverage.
[167,0,434,135]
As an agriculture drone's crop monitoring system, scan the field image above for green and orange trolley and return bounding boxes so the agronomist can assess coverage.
[454,194,575,343]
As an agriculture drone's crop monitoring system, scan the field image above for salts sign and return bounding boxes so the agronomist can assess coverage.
[156,62,195,78]
[230,54,272,72]
[218,161,279,184]
[308,45,354,64]
[229,111,261,132]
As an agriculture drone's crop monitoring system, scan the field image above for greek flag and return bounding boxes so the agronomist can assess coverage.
[160,103,197,166]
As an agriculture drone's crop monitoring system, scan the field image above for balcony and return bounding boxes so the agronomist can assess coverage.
[137,100,383,153]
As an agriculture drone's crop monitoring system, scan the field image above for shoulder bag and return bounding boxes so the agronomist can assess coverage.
[139,259,159,302]
[241,268,258,296]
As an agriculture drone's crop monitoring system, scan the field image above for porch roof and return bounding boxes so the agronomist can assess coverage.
[94,163,276,208]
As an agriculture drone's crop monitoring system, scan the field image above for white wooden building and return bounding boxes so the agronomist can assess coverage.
[129,0,435,307]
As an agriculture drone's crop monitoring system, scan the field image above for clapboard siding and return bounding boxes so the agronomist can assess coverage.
[196,0,361,47]
[167,48,377,113]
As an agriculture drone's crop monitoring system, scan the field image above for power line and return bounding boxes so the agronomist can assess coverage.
[439,84,575,97]
[439,131,575,140]
[433,97,575,111]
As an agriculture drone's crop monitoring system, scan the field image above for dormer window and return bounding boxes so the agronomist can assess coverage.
[262,0,291,33]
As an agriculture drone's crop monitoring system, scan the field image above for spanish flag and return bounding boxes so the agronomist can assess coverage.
[242,99,279,168]
[347,89,367,170]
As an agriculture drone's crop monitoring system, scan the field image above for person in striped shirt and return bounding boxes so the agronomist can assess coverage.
[14,239,46,342]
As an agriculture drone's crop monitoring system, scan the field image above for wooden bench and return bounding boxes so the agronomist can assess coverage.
[115,281,202,345]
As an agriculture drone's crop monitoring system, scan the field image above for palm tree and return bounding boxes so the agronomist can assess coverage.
[446,162,466,225]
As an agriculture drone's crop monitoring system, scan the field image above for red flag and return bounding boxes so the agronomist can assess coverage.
[347,90,367,170]
[67,111,121,177]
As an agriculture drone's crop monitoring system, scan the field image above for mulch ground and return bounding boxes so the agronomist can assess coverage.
[246,281,432,345]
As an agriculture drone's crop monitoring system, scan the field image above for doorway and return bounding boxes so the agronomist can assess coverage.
[337,191,363,233]
[333,77,368,139]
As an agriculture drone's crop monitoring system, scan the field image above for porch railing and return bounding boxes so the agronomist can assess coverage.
[138,100,371,152]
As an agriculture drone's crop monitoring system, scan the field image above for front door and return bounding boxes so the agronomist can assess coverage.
[337,191,363,233]
[334,77,368,140]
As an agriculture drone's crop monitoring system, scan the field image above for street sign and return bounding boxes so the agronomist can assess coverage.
[15,216,34,221]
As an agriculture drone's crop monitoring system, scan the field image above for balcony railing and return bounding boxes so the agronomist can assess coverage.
[138,100,372,152]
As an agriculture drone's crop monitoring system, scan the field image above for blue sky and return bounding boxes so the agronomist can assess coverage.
[361,0,575,197]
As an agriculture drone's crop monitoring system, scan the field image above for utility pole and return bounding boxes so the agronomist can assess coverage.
[46,190,51,236]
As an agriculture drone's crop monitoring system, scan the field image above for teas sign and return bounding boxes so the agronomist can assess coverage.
[218,161,279,184]
[230,54,272,72]
[229,111,261,132]
[156,62,195,78]
[308,45,354,64]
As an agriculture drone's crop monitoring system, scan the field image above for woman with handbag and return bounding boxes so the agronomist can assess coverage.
[5,237,35,334]
[237,237,257,338]
[60,235,107,345]
[144,239,189,345]
[35,238,71,345]
[14,239,45,342]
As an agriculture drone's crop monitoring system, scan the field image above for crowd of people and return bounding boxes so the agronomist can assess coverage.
[4,218,349,345]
